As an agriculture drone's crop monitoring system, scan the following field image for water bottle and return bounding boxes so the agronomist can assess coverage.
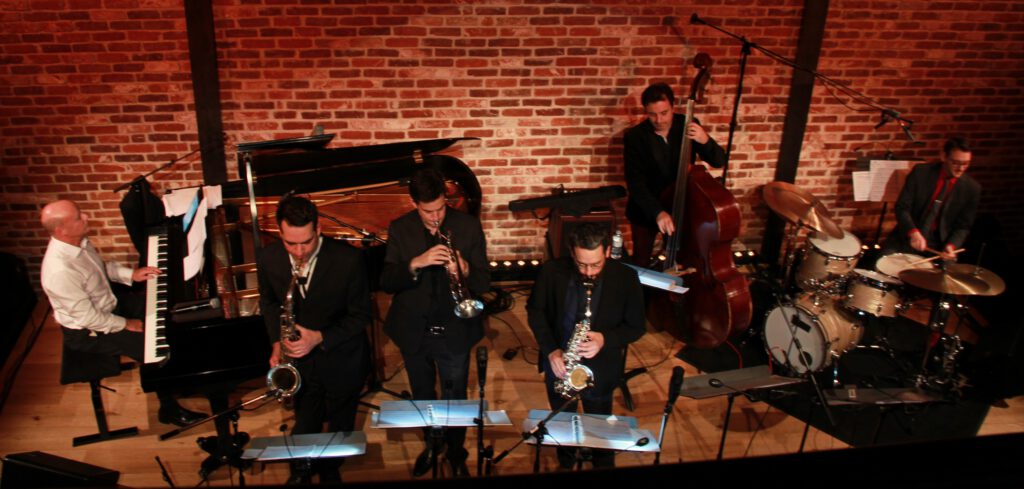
[610,230,623,260]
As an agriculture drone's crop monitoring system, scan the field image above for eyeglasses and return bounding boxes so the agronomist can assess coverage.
[946,157,971,167]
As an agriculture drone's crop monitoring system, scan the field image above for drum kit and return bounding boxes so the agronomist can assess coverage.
[760,182,1006,393]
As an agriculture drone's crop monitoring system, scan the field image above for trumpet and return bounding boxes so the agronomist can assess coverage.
[435,220,484,319]
[265,261,303,401]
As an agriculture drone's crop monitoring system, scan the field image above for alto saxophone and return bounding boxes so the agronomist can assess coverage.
[266,262,303,401]
[555,279,595,399]
[435,220,484,319]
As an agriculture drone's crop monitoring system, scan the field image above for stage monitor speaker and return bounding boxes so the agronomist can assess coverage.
[546,209,616,259]
[0,452,119,489]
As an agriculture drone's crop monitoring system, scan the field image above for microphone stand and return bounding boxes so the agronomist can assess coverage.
[159,390,277,482]
[475,377,492,476]
[492,388,587,474]
[111,146,202,193]
[686,13,916,170]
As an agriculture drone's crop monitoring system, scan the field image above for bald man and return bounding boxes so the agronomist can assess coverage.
[40,199,204,427]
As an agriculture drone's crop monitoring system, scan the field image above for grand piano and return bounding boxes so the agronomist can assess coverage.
[138,134,483,472]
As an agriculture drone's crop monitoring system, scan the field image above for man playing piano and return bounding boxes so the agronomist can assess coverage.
[39,199,205,426]
[380,167,490,478]
[257,194,372,485]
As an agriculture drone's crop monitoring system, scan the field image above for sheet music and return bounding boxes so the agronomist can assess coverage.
[162,186,221,281]
[868,160,913,202]
[852,171,872,201]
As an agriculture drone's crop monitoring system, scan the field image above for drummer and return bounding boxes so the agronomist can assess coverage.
[882,137,980,262]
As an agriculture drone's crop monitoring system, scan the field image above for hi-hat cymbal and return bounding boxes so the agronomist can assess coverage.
[945,264,1005,296]
[763,182,844,239]
[899,267,991,296]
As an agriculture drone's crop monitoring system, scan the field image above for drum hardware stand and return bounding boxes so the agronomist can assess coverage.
[770,291,838,436]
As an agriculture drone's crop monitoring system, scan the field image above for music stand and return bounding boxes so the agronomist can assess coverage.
[241,431,366,469]
[521,410,659,471]
[825,386,943,445]
[371,400,511,478]
[682,366,804,460]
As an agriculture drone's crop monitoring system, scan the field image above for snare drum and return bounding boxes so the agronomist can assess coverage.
[875,253,934,279]
[796,232,862,290]
[764,293,862,374]
[844,269,903,318]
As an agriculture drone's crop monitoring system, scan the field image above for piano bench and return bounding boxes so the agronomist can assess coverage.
[59,347,139,447]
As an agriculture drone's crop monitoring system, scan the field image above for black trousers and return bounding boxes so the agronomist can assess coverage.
[400,335,471,463]
[289,335,370,475]
[544,372,616,469]
[60,289,175,406]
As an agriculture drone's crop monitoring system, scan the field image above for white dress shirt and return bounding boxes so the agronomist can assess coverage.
[40,237,134,334]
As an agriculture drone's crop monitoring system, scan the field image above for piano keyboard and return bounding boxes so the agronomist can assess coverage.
[144,231,170,364]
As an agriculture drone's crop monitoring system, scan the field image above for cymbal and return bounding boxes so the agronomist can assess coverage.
[899,267,991,296]
[945,264,1006,296]
[762,182,844,238]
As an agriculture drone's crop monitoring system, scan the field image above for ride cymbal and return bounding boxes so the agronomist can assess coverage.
[899,267,991,296]
[763,181,843,239]
[945,264,1005,296]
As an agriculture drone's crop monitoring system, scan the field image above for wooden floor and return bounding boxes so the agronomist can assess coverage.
[1,290,1022,487]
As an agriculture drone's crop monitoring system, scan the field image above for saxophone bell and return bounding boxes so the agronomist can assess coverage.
[266,261,304,402]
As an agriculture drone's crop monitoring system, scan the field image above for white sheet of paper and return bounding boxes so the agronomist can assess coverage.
[868,160,912,202]
[852,171,872,201]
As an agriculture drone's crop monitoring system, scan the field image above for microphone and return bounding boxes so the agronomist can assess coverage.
[476,346,488,389]
[690,13,705,25]
[897,118,916,142]
[708,378,724,388]
[663,366,685,415]
[636,437,650,447]
[172,297,221,313]
[874,108,900,130]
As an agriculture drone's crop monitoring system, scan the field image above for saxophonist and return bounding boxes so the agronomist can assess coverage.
[526,222,645,470]
[381,167,490,478]
[257,195,372,485]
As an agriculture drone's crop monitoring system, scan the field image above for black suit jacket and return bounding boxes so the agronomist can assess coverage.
[380,208,490,354]
[624,113,726,228]
[257,237,371,353]
[526,257,646,395]
[889,162,980,251]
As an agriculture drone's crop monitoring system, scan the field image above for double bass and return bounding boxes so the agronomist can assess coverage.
[654,53,752,349]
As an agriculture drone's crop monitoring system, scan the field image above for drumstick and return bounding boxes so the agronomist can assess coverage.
[924,246,965,256]
[909,248,966,266]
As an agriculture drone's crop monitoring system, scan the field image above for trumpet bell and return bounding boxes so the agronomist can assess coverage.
[455,298,485,319]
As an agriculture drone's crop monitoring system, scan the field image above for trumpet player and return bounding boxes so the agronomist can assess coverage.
[256,195,372,484]
[526,222,645,470]
[381,167,490,478]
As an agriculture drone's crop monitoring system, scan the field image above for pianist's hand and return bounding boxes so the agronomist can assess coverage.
[124,319,143,333]
[283,324,323,358]
[132,266,161,282]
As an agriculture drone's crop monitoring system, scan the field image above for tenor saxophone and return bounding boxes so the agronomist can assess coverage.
[555,279,595,399]
[265,263,303,401]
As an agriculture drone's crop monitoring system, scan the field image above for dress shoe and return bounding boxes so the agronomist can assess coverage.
[157,405,207,427]
[285,473,311,485]
[412,447,435,477]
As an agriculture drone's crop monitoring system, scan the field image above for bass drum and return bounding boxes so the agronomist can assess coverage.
[763,294,862,374]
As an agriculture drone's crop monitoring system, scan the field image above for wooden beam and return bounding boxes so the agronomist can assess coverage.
[184,0,227,185]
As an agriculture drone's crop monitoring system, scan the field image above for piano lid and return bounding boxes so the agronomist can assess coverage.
[225,136,480,199]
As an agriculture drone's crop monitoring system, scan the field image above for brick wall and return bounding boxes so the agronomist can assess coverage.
[2,0,1022,288]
